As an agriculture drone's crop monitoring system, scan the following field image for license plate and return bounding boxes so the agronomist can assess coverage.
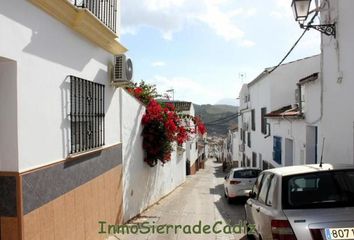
[325,228,354,240]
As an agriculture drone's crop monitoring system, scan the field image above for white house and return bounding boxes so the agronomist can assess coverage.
[0,1,188,239]
[238,83,253,167]
[222,127,240,168]
[0,1,127,239]
[238,55,320,169]
[171,101,200,175]
[229,127,240,166]
[266,72,321,167]
[316,0,354,165]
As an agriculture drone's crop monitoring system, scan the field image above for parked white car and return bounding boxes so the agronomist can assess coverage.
[245,164,354,240]
[224,167,261,202]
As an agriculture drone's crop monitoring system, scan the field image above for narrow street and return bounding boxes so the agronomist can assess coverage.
[112,159,248,240]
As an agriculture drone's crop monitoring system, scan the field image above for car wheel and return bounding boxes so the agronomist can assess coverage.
[245,223,255,240]
[246,234,255,240]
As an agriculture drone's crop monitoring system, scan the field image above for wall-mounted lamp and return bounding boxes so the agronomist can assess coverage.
[291,0,336,37]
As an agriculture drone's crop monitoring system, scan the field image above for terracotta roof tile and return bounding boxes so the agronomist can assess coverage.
[265,105,302,118]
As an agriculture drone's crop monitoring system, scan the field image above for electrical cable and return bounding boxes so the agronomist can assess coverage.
[205,113,239,124]
[204,113,239,125]
[268,11,319,74]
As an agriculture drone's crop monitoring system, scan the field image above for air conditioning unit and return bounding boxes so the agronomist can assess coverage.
[111,54,133,86]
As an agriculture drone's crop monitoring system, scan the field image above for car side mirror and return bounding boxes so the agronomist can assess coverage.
[248,191,256,199]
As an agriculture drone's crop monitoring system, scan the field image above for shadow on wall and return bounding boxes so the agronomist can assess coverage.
[0,1,108,71]
[0,57,19,171]
[122,100,156,221]
[60,69,115,158]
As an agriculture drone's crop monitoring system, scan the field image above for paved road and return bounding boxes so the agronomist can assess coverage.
[110,159,248,240]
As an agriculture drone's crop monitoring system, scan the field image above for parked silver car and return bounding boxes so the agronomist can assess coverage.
[224,167,261,202]
[245,164,354,240]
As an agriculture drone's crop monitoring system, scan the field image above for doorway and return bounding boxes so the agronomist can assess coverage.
[306,126,318,164]
[285,138,293,166]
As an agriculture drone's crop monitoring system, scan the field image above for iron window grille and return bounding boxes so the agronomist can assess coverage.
[73,0,117,33]
[242,129,246,144]
[261,107,267,134]
[252,152,257,167]
[70,76,105,154]
[251,109,255,131]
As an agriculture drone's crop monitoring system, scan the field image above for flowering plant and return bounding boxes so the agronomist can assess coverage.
[126,81,161,105]
[127,82,206,167]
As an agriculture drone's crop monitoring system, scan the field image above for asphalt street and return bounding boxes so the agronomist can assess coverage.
[109,159,249,240]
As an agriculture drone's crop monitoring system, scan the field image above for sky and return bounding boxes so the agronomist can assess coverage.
[120,0,320,106]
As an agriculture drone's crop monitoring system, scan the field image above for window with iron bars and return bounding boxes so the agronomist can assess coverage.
[70,76,105,154]
[73,0,117,33]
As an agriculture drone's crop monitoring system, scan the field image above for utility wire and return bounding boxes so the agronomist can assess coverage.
[205,113,240,125]
[205,113,238,124]
[268,11,318,74]
[206,117,238,125]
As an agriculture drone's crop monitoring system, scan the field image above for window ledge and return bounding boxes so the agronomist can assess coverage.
[67,143,121,160]
[28,0,127,54]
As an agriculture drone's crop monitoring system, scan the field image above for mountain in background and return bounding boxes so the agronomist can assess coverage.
[194,104,238,137]
[214,98,239,106]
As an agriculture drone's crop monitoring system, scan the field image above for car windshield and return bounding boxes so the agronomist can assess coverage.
[233,169,260,179]
[282,170,354,209]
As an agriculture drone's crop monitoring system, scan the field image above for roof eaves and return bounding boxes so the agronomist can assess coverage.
[298,72,319,85]
[247,70,269,87]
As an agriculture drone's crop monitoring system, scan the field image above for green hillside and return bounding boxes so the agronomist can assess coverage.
[194,104,238,136]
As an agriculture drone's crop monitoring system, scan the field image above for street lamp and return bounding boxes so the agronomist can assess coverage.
[291,0,336,37]
[291,0,311,22]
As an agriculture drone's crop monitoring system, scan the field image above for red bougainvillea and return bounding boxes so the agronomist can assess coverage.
[127,81,207,167]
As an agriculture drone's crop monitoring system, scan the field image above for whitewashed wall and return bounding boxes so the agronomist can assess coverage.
[268,56,320,111]
[267,77,321,167]
[248,75,272,167]
[0,1,122,172]
[182,105,198,166]
[303,79,322,124]
[243,55,320,168]
[269,119,307,166]
[319,0,354,165]
[0,59,18,171]
[231,131,239,162]
[121,89,186,222]
[186,139,198,166]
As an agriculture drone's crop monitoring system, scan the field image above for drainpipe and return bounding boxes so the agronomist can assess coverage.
[297,83,302,116]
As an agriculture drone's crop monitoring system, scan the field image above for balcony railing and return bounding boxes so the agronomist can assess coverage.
[73,0,117,33]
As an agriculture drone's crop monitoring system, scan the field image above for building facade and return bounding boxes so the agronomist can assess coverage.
[238,55,320,169]
[318,0,354,165]
[171,101,200,175]
[0,1,126,239]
